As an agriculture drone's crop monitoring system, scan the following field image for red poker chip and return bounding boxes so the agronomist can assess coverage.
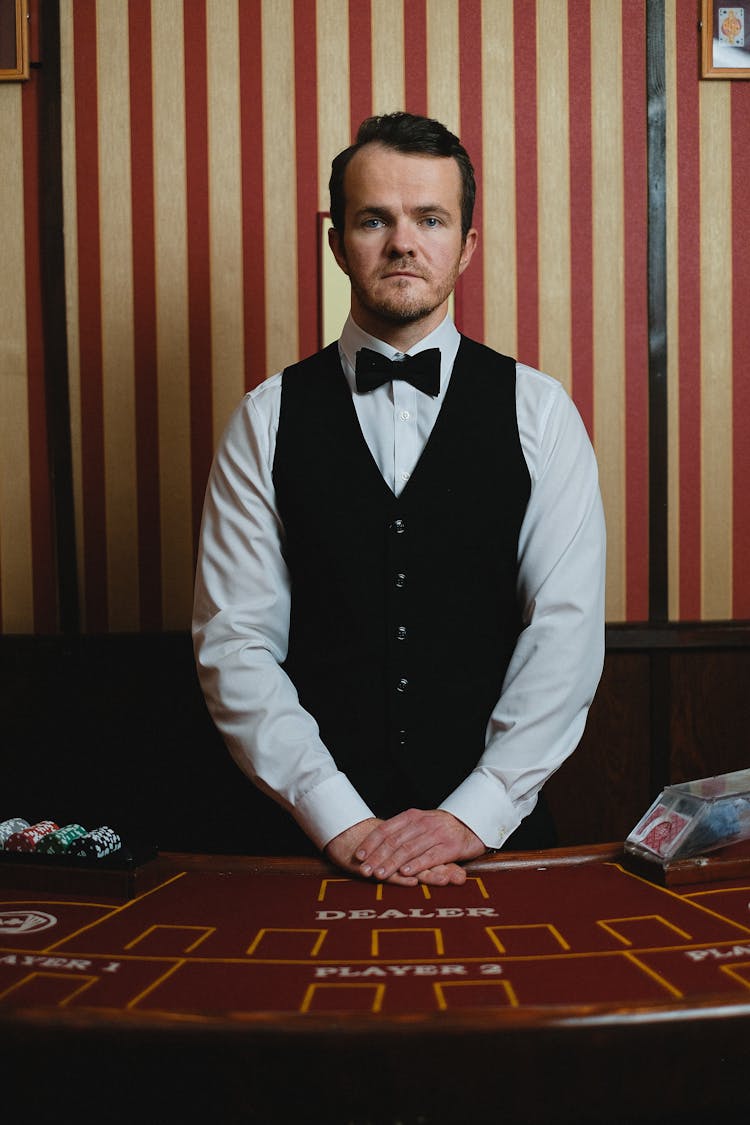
[4,820,59,852]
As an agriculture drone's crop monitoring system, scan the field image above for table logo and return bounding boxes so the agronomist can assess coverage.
[0,910,57,935]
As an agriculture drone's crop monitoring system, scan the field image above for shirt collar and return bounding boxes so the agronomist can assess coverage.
[338,313,461,396]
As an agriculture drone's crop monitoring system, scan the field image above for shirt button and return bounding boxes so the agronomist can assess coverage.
[401,471,410,482]
[396,625,407,641]
[391,518,406,534]
[396,677,409,693]
[400,410,410,421]
[395,573,406,588]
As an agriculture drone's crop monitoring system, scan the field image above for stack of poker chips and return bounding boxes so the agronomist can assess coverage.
[70,825,122,859]
[0,817,122,860]
[36,823,87,854]
[3,820,58,851]
[0,817,31,848]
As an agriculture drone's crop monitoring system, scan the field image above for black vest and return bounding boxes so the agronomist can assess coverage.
[272,336,530,814]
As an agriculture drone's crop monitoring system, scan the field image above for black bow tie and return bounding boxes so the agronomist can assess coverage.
[355,347,441,396]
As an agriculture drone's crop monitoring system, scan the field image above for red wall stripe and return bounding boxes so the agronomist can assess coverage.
[28,0,40,61]
[513,0,539,368]
[675,2,702,618]
[73,0,108,631]
[294,0,319,361]
[22,70,57,632]
[456,0,483,342]
[348,0,372,139]
[183,0,213,557]
[403,0,427,117]
[129,0,162,630]
[567,0,594,438]
[731,83,750,617]
[621,0,649,620]
[239,0,267,387]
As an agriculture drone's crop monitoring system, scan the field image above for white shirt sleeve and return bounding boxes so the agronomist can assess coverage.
[439,365,606,848]
[192,376,375,851]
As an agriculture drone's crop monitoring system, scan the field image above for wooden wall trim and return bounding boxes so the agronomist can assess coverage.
[39,0,79,634]
[646,0,669,621]
[606,621,750,649]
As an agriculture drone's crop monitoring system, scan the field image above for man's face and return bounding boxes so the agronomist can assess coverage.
[329,143,477,344]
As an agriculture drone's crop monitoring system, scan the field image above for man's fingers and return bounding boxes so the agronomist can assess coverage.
[383,871,419,887]
[331,810,483,884]
[354,811,419,860]
[360,831,436,879]
[357,809,482,880]
[414,863,467,886]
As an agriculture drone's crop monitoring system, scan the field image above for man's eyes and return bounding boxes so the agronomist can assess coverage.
[359,216,443,229]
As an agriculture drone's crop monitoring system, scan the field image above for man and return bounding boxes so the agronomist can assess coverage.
[193,112,606,888]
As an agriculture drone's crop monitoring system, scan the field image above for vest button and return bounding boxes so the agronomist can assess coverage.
[396,677,409,693]
[398,729,407,745]
[395,572,406,588]
[396,625,407,641]
[391,518,406,534]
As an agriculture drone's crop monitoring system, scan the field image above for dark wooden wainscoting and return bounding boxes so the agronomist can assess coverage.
[546,623,750,844]
[2,626,749,852]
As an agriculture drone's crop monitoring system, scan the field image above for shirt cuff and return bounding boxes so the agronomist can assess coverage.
[439,771,522,850]
[293,772,376,851]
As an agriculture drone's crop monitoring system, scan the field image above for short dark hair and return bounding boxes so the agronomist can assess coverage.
[329,112,476,239]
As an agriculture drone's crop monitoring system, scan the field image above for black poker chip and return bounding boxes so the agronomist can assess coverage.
[70,825,122,859]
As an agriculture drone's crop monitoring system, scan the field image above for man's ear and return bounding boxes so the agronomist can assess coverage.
[328,225,350,276]
[457,227,478,277]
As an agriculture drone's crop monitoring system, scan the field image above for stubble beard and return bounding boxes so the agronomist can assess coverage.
[350,267,460,327]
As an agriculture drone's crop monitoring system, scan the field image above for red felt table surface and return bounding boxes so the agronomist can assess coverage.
[2,849,750,1018]
[2,845,750,1124]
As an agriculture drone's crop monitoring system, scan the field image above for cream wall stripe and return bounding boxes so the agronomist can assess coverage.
[699,81,733,618]
[152,0,194,628]
[371,0,405,114]
[59,0,84,624]
[536,0,572,392]
[262,0,299,372]
[96,1,139,630]
[591,0,626,620]
[481,0,517,357]
[426,0,460,136]
[0,87,33,629]
[207,0,245,439]
[316,0,350,212]
[665,0,680,620]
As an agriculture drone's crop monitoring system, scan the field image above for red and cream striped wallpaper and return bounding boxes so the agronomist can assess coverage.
[0,0,748,634]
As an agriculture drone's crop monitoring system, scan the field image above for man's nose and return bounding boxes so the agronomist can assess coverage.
[386,219,416,257]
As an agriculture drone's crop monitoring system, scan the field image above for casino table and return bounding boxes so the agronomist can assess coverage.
[2,843,750,1123]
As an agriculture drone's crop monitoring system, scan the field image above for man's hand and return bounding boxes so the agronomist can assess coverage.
[325,818,419,885]
[353,809,485,886]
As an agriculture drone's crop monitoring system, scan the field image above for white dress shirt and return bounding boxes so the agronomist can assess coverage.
[193,314,606,851]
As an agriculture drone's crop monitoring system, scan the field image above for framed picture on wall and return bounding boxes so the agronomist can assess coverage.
[702,1,750,77]
[0,0,29,81]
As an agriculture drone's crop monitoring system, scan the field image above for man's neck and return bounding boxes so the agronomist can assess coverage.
[349,304,450,352]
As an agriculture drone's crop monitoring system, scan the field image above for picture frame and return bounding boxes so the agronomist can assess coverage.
[0,0,29,81]
[702,1,750,78]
